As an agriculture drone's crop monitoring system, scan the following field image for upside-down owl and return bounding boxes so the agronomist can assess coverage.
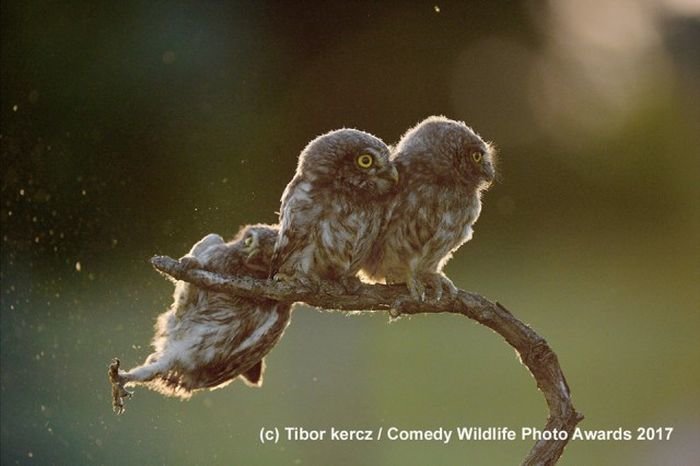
[362,116,496,301]
[270,128,398,290]
[109,224,290,414]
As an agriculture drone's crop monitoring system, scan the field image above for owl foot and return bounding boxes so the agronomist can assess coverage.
[340,275,363,294]
[406,275,427,302]
[405,273,457,302]
[423,273,458,302]
[108,358,133,415]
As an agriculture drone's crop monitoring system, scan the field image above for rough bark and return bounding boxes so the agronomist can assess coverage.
[150,255,583,465]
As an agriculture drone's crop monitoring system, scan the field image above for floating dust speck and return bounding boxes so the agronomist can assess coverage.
[75,261,82,272]
[434,5,440,13]
[12,105,18,112]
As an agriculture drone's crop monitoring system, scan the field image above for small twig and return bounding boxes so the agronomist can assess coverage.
[150,255,583,465]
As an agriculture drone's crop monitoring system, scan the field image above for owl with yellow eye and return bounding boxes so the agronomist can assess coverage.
[109,224,290,412]
[270,128,398,291]
[361,116,497,301]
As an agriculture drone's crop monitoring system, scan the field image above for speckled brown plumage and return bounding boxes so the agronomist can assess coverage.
[361,116,496,301]
[270,128,398,291]
[112,224,290,406]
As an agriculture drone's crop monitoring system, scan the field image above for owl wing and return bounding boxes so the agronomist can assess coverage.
[412,190,471,271]
[269,179,315,278]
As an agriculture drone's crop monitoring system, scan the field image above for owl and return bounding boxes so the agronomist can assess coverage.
[110,224,291,413]
[270,128,398,291]
[361,116,496,301]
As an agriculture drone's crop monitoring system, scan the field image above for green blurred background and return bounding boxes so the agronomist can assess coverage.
[2,1,699,464]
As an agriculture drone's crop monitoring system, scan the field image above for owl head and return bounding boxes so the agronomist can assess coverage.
[397,116,496,190]
[297,128,398,197]
[206,224,278,277]
[231,223,279,275]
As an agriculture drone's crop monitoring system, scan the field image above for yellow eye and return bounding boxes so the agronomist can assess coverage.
[356,154,373,169]
[244,236,254,247]
[471,151,483,163]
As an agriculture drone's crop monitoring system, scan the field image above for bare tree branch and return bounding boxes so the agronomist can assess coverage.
[150,255,583,465]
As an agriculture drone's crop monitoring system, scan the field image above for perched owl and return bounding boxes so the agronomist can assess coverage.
[270,128,398,291]
[110,224,290,413]
[361,116,496,301]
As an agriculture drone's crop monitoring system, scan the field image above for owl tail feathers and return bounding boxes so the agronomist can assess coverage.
[239,359,265,387]
[150,360,267,396]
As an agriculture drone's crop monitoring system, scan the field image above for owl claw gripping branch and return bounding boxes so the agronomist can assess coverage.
[109,225,291,413]
[362,116,496,304]
[110,117,495,412]
[269,128,399,287]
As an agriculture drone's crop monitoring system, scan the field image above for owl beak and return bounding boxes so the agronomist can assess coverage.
[388,166,399,184]
[241,243,258,261]
[483,162,495,182]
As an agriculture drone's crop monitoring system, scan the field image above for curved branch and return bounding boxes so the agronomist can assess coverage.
[150,255,583,465]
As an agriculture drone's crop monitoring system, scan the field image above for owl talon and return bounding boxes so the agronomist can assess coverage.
[406,275,426,302]
[427,275,444,302]
[272,272,293,284]
[108,358,133,415]
[340,276,363,294]
[356,116,492,312]
[404,273,457,302]
[423,273,458,302]
[288,274,321,293]
[444,280,458,300]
